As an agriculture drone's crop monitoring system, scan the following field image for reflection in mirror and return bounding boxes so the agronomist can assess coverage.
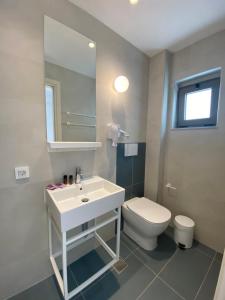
[44,16,96,142]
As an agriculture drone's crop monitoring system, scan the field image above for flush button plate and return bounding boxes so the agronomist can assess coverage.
[15,166,30,180]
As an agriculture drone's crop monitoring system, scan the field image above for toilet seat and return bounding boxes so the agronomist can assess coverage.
[125,197,171,224]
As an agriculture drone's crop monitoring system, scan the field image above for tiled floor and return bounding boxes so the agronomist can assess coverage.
[9,231,222,300]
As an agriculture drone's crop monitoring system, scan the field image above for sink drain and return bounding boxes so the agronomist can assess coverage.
[81,198,89,203]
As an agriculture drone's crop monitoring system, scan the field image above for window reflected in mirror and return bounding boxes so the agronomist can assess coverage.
[45,84,55,141]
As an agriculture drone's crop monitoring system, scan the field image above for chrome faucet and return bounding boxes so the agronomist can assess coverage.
[75,167,81,184]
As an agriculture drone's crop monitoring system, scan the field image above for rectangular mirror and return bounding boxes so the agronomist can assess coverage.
[44,16,96,143]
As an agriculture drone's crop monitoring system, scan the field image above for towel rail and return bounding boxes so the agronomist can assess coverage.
[64,112,96,118]
[62,122,96,128]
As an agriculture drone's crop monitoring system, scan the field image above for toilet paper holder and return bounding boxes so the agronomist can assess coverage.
[166,183,176,190]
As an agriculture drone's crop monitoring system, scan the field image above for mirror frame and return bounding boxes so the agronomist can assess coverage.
[44,16,101,151]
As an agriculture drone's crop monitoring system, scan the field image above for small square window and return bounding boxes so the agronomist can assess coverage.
[176,75,220,128]
[184,88,212,120]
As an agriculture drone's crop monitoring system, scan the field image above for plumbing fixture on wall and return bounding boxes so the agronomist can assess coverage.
[107,123,129,147]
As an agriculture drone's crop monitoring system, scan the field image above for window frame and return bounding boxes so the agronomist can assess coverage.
[45,78,62,141]
[176,77,220,128]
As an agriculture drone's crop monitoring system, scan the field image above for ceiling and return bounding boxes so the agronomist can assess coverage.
[69,0,225,57]
[44,16,96,78]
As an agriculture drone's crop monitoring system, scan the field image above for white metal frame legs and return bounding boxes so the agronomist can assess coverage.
[48,207,121,300]
[48,217,64,295]
[62,232,68,300]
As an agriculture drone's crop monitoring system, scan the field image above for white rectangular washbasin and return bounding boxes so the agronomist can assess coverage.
[46,176,125,232]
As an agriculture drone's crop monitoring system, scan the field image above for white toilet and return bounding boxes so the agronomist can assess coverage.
[122,197,171,250]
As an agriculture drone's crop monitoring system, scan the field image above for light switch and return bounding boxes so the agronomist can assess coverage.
[15,166,30,180]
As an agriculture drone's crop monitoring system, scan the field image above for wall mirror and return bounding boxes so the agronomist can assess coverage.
[44,16,98,149]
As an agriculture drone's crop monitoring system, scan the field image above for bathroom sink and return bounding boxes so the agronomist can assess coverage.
[46,176,125,232]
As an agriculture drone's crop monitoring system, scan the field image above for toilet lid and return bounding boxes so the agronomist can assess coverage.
[126,197,171,224]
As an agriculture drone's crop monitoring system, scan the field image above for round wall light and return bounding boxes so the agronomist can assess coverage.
[114,76,129,93]
[129,0,139,5]
[88,41,95,48]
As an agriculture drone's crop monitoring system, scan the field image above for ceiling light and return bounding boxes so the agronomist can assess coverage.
[88,42,95,48]
[129,0,139,5]
[114,76,129,93]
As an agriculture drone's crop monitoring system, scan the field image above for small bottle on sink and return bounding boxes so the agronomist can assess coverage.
[69,175,74,185]
[63,175,68,185]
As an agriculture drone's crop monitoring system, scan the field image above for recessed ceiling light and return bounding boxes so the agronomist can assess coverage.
[129,0,139,5]
[88,42,95,48]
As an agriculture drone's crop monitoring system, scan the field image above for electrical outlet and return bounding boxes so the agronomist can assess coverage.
[15,166,30,180]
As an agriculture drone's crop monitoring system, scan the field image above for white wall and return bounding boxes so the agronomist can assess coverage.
[162,30,225,253]
[0,0,149,299]
[145,51,170,201]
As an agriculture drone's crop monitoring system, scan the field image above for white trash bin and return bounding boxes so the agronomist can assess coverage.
[174,215,195,249]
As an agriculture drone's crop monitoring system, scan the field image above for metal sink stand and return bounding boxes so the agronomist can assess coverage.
[48,207,121,300]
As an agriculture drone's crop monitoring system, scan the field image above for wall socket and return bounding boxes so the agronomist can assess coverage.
[15,166,30,180]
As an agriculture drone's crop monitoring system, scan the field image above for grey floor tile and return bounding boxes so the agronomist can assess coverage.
[8,275,83,300]
[106,236,132,259]
[160,248,212,300]
[193,240,216,258]
[60,267,78,293]
[70,249,109,285]
[83,253,155,300]
[196,259,222,300]
[139,278,183,300]
[165,226,174,239]
[94,243,114,265]
[134,233,177,273]
[82,271,120,300]
[121,232,139,252]
[215,252,223,263]
[10,235,219,300]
